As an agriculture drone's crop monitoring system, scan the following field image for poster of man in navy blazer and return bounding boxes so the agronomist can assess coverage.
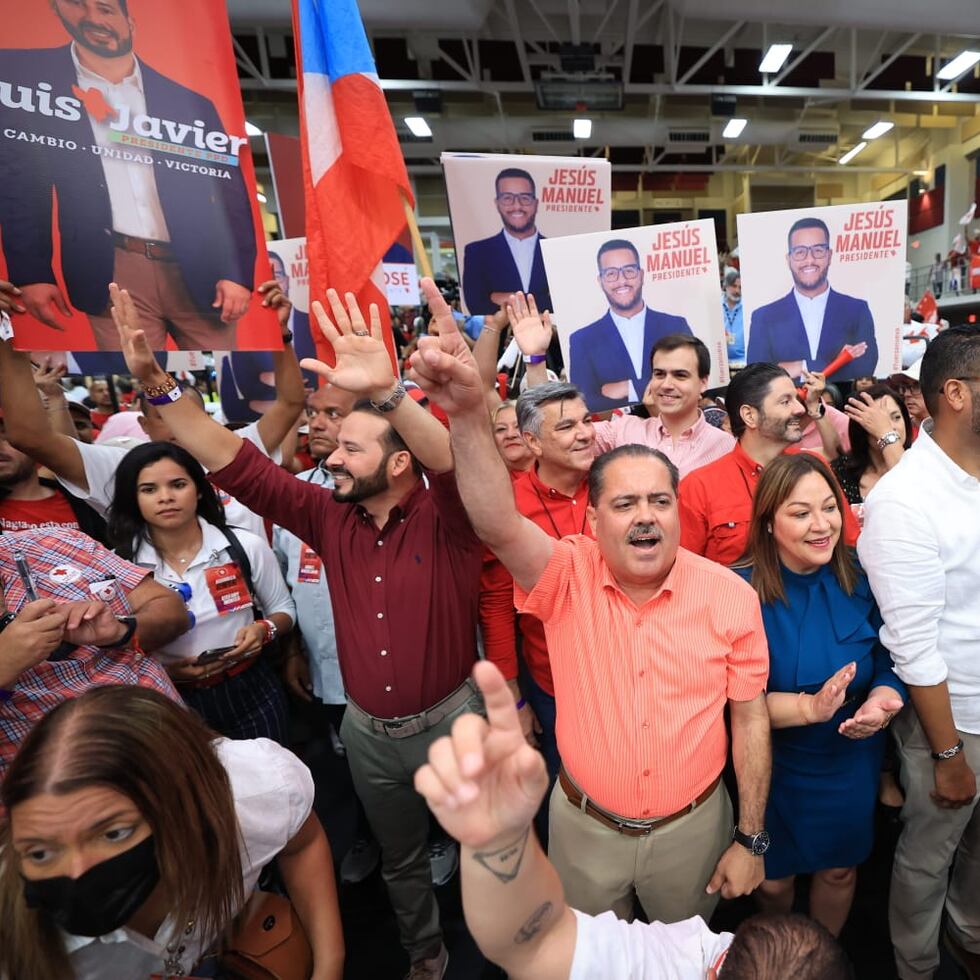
[0,0,273,352]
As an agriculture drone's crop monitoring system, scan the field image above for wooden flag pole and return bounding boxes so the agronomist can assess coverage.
[400,188,434,281]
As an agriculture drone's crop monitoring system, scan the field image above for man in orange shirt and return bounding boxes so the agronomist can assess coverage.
[410,283,772,927]
[680,362,859,565]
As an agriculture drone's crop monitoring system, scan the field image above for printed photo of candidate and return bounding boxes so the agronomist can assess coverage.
[0,0,256,351]
[746,217,877,381]
[461,167,550,315]
[569,239,692,412]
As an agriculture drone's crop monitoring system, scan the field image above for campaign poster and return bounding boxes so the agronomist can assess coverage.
[0,0,280,353]
[736,201,906,381]
[541,219,728,413]
[383,227,420,306]
[215,237,320,422]
[442,152,612,316]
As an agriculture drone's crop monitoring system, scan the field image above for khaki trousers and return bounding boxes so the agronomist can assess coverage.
[548,777,733,924]
[890,708,980,979]
[88,246,237,351]
[340,684,485,961]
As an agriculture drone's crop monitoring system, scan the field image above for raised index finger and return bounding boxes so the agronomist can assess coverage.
[419,277,459,337]
[472,660,522,737]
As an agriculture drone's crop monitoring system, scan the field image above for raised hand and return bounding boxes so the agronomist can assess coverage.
[800,661,856,724]
[300,289,395,399]
[844,391,898,441]
[110,283,164,384]
[842,342,868,360]
[406,278,486,415]
[505,292,553,358]
[32,356,67,399]
[258,279,292,329]
[414,660,548,850]
[802,370,827,410]
[839,692,904,739]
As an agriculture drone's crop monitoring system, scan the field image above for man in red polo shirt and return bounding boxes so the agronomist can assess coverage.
[679,363,858,565]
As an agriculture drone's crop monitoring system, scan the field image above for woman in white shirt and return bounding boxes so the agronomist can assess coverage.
[107,442,295,743]
[0,684,343,980]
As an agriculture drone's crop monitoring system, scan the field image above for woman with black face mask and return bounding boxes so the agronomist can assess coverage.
[0,686,344,980]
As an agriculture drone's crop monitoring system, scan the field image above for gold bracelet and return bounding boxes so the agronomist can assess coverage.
[140,375,178,398]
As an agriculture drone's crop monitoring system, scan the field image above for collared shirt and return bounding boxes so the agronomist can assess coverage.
[63,737,313,980]
[131,517,294,665]
[593,412,735,480]
[71,44,169,241]
[858,429,980,733]
[0,528,178,781]
[481,466,593,695]
[57,420,277,539]
[609,305,647,403]
[272,464,345,705]
[210,439,483,718]
[722,298,745,366]
[515,540,768,816]
[793,287,831,362]
[503,229,539,293]
[680,443,860,566]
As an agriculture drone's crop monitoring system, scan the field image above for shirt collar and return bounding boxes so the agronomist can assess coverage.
[599,544,685,604]
[793,285,830,306]
[915,427,980,488]
[653,411,706,441]
[527,464,588,501]
[71,41,142,89]
[609,305,647,330]
[732,441,764,478]
[354,475,428,527]
[503,229,538,248]
[135,517,225,571]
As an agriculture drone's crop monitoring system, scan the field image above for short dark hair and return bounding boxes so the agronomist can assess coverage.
[650,333,711,379]
[722,913,854,980]
[588,444,679,505]
[919,324,980,417]
[495,168,535,195]
[840,383,912,489]
[596,238,640,271]
[726,362,790,438]
[787,217,831,251]
[351,400,423,476]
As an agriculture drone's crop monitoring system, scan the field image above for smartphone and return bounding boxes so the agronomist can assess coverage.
[196,646,235,666]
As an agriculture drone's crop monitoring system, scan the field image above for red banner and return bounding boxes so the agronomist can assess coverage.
[0,0,279,352]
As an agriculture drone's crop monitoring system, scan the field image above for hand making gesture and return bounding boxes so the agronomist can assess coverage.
[505,292,554,359]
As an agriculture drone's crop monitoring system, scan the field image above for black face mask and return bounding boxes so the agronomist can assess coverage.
[22,834,160,937]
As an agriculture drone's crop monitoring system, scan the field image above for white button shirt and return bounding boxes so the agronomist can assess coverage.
[503,230,539,293]
[133,517,294,664]
[63,737,313,979]
[792,287,830,362]
[58,420,278,539]
[609,305,648,404]
[71,44,170,242]
[273,465,345,705]
[858,428,980,733]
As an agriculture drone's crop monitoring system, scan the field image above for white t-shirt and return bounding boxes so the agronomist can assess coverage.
[57,421,277,539]
[133,518,295,664]
[570,911,733,980]
[62,737,314,979]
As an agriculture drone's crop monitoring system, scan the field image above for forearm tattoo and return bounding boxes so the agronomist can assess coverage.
[514,901,553,944]
[471,827,530,883]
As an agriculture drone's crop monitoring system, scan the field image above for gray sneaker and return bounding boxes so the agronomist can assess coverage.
[340,835,380,884]
[404,944,449,980]
[428,838,459,887]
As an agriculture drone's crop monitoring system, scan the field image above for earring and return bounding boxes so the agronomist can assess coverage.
[766,523,773,533]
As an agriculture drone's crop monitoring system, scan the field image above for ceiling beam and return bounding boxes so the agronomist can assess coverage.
[770,26,836,87]
[568,0,581,46]
[503,0,532,85]
[677,20,745,86]
[859,33,922,90]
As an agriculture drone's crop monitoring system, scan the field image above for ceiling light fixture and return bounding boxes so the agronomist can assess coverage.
[937,50,980,81]
[862,121,894,140]
[722,118,747,138]
[838,142,867,165]
[404,116,432,138]
[573,117,593,139]
[245,120,262,137]
[759,44,793,74]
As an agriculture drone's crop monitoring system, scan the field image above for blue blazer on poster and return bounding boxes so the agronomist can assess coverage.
[569,308,692,413]
[746,288,877,380]
[461,230,550,315]
[0,45,256,317]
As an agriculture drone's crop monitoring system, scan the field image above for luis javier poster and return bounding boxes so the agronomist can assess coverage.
[541,219,727,413]
[442,152,611,316]
[737,201,906,381]
[0,0,280,352]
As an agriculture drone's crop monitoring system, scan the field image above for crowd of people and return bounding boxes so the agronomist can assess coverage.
[0,270,977,980]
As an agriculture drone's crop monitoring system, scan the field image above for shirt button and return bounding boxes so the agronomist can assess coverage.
[377,540,383,546]
[385,685,392,692]
[643,769,650,777]
[377,612,384,619]
[638,670,645,677]
[642,809,650,816]
[642,722,649,729]
[380,649,388,657]
[375,576,382,583]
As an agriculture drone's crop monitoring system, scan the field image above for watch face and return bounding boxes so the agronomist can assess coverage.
[752,831,771,855]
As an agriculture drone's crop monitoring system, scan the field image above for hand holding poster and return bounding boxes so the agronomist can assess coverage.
[541,219,728,412]
[0,0,279,352]
[442,152,611,316]
[736,202,906,381]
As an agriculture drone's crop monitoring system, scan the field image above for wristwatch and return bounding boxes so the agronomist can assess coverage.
[733,827,771,856]
[876,430,901,451]
[371,380,407,413]
[808,401,826,420]
[103,615,138,649]
[0,611,17,633]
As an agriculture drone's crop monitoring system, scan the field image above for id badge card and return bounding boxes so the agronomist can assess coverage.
[297,543,323,584]
[203,563,252,616]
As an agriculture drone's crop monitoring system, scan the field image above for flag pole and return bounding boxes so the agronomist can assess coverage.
[400,188,434,280]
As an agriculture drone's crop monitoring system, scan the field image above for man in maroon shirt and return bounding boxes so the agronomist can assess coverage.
[112,283,482,980]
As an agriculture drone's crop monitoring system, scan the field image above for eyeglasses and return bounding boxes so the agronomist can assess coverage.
[599,263,642,284]
[496,193,536,207]
[788,244,830,261]
[894,383,921,396]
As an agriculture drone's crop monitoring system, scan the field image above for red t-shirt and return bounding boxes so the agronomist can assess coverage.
[0,492,80,533]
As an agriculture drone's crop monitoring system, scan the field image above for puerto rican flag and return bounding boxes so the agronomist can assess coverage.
[291,0,412,367]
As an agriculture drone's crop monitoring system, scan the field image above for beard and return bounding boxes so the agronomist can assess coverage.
[790,267,828,293]
[758,409,803,444]
[61,17,134,59]
[330,459,390,504]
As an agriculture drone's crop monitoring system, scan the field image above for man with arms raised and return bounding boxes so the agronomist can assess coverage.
[408,287,771,928]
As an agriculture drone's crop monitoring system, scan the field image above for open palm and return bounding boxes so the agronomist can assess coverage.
[506,292,554,358]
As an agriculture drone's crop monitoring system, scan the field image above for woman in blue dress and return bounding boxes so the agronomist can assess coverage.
[734,452,906,936]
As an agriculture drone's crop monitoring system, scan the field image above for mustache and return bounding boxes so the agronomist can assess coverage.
[627,523,662,543]
[328,466,352,480]
[80,21,119,39]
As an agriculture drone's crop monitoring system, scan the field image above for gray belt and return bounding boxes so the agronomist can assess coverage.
[347,679,477,740]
